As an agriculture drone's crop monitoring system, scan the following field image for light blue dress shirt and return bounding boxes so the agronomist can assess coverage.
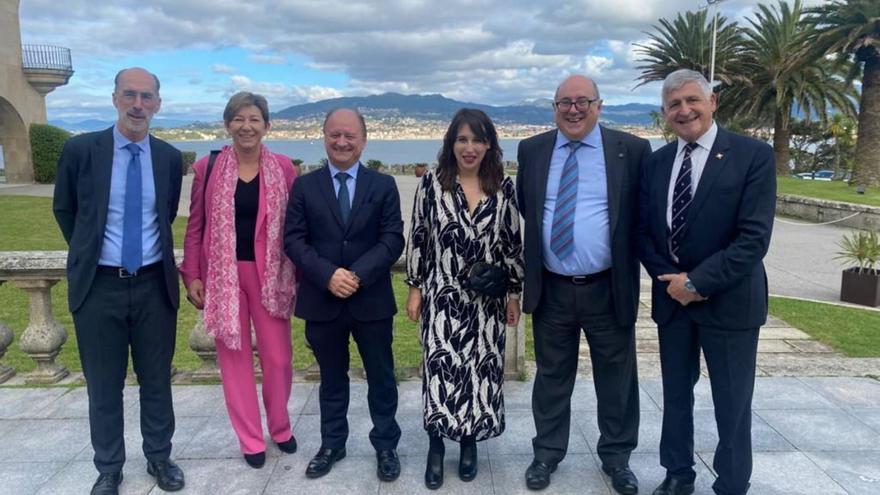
[328,160,360,206]
[541,126,611,275]
[98,126,161,267]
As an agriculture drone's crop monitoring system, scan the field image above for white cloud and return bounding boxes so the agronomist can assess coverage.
[212,64,236,74]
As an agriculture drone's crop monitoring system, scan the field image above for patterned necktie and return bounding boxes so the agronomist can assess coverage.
[670,142,698,257]
[121,143,143,273]
[336,172,351,223]
[550,141,583,260]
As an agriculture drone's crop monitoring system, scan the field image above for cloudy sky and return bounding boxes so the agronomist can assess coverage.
[18,0,828,122]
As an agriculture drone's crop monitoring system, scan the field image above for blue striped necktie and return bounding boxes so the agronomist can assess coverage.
[550,141,583,259]
[670,142,698,257]
[121,143,143,273]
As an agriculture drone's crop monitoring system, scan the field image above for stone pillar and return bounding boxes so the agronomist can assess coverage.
[0,281,14,384]
[188,312,219,381]
[14,279,68,384]
[504,318,526,380]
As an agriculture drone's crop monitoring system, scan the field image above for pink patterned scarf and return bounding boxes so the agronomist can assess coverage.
[204,145,296,350]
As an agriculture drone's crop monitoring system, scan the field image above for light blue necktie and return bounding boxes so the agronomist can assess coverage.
[550,141,583,260]
[336,172,351,224]
[121,143,143,273]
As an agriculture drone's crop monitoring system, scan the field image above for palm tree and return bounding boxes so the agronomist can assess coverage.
[738,0,857,175]
[808,0,880,186]
[634,9,749,122]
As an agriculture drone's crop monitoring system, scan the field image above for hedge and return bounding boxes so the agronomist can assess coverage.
[30,123,71,183]
[182,151,196,175]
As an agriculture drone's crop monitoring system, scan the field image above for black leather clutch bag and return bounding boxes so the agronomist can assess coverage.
[463,262,508,298]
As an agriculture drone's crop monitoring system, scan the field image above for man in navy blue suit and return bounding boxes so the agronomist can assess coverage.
[637,69,776,495]
[53,67,184,495]
[284,108,404,482]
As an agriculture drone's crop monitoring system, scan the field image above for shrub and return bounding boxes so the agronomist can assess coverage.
[29,123,71,183]
[181,151,196,175]
[366,159,384,170]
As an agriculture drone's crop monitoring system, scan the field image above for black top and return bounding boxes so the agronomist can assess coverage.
[235,174,259,261]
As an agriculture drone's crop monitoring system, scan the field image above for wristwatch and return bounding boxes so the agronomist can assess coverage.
[684,278,697,293]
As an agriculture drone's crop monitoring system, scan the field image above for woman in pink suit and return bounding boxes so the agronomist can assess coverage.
[181,91,298,469]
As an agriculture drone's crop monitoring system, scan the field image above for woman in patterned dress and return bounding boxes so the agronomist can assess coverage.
[405,108,524,489]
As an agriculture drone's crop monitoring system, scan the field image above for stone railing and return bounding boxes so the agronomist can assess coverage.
[777,194,880,230]
[0,251,527,384]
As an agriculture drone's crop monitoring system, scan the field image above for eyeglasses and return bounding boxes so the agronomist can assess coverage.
[554,97,599,112]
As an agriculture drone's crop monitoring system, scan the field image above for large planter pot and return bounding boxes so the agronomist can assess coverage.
[840,267,880,307]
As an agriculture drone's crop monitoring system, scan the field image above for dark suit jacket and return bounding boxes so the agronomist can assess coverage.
[516,126,651,327]
[284,165,404,322]
[53,127,183,312]
[637,127,776,329]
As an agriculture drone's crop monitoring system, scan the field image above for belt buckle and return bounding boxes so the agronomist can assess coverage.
[118,268,136,278]
[571,275,588,285]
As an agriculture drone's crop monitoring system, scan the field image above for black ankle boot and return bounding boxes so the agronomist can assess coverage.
[425,434,444,490]
[459,435,477,481]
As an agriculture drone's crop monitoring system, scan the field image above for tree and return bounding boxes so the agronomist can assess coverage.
[366,159,384,171]
[634,9,749,122]
[808,0,880,186]
[737,0,857,175]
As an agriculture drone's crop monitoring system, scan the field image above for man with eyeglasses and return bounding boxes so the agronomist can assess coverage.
[516,75,650,493]
[53,67,185,495]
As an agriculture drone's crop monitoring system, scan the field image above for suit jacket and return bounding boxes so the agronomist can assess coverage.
[516,126,651,327]
[283,165,404,322]
[179,151,296,290]
[636,127,776,329]
[53,126,183,312]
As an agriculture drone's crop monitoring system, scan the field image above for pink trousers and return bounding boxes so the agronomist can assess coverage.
[215,261,293,454]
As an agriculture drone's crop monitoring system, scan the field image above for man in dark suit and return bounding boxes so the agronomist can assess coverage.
[516,75,650,494]
[637,69,776,495]
[284,107,404,482]
[52,67,185,495]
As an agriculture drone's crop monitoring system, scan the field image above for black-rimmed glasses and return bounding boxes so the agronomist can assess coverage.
[554,97,599,112]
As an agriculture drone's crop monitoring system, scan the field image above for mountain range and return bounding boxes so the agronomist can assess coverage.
[51,93,658,132]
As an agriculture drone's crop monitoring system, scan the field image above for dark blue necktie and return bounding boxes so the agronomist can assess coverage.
[336,172,351,223]
[670,142,698,257]
[550,141,583,259]
[122,143,143,273]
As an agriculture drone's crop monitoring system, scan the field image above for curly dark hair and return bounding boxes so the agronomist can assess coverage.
[436,108,504,195]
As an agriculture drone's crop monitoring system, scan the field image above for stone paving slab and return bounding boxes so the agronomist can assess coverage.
[1,377,878,494]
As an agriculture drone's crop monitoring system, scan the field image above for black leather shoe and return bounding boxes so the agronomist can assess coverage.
[90,472,122,495]
[652,476,695,495]
[305,448,346,479]
[602,465,639,495]
[147,459,185,492]
[458,439,477,481]
[424,450,444,489]
[525,459,557,490]
[376,449,401,481]
[244,451,266,469]
[276,436,297,454]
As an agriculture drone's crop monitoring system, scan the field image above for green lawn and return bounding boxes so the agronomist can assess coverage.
[769,296,880,357]
[0,196,420,376]
[777,176,880,207]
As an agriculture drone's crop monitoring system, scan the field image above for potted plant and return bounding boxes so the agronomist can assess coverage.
[835,229,880,307]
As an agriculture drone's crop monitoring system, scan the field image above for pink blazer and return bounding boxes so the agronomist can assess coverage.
[180,152,297,291]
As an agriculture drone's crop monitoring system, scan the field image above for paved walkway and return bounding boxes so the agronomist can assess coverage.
[1,376,878,494]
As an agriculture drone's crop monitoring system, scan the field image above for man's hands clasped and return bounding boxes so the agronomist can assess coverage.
[328,268,360,298]
[657,272,706,306]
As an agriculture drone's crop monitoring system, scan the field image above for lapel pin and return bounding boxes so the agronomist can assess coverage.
[715,153,724,160]
[618,152,624,158]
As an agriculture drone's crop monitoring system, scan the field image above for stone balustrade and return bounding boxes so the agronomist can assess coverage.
[0,251,527,384]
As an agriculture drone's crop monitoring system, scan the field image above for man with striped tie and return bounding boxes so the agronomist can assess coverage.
[516,75,651,493]
[637,69,776,495]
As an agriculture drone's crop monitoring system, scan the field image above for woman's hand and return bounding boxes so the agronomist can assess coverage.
[506,297,521,326]
[406,287,422,322]
[186,279,205,309]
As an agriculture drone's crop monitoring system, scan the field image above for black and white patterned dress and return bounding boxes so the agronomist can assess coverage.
[406,170,524,441]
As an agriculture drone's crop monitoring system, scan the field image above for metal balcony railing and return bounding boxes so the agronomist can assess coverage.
[21,44,73,72]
